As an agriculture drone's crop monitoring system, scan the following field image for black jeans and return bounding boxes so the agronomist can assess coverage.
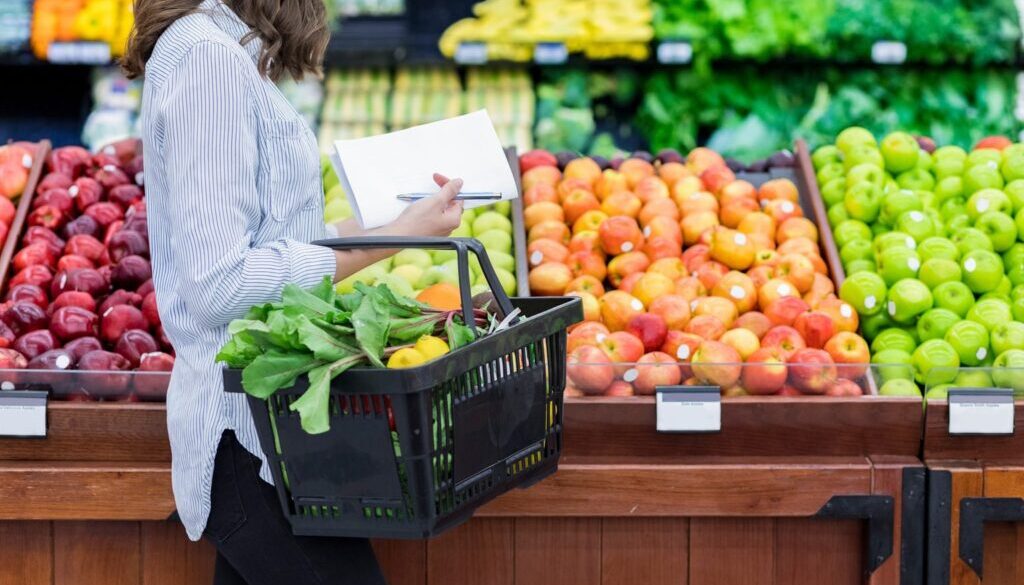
[204,430,388,585]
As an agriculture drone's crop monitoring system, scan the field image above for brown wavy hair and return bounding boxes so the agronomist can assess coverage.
[122,0,329,81]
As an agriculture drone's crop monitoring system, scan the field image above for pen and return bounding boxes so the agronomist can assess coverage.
[396,192,502,202]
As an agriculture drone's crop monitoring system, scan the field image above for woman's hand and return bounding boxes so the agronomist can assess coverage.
[391,174,465,237]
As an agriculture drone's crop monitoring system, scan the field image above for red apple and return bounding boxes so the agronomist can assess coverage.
[629,351,682,395]
[567,322,610,353]
[763,296,811,327]
[604,380,635,397]
[690,340,742,387]
[598,331,645,375]
[625,313,668,353]
[823,331,870,381]
[787,348,837,395]
[661,331,703,379]
[825,378,864,397]
[742,348,788,395]
[793,311,836,349]
[567,346,615,395]
[761,326,807,360]
[732,311,772,339]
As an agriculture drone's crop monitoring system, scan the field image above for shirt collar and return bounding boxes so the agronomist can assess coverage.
[198,0,262,64]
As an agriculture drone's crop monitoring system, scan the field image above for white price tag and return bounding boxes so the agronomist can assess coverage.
[656,386,720,433]
[657,41,693,65]
[454,42,488,65]
[871,41,907,65]
[534,42,568,65]
[948,388,1014,436]
[47,42,111,65]
[0,390,47,438]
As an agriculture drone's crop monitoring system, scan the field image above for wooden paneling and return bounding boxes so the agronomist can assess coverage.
[869,456,918,585]
[480,459,872,517]
[983,522,1024,585]
[600,518,688,585]
[373,539,426,585]
[0,521,52,585]
[688,518,774,585]
[54,521,140,585]
[140,521,216,585]
[923,401,1024,464]
[0,462,174,520]
[0,404,171,462]
[563,397,922,460]
[775,518,862,585]
[427,518,513,585]
[514,518,601,585]
[949,465,984,585]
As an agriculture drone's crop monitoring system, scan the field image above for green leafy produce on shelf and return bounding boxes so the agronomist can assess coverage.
[218,278,502,434]
[534,69,640,155]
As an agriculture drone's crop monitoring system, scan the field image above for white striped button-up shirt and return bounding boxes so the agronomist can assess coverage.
[140,0,337,541]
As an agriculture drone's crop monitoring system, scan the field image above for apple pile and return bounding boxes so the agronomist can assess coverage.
[0,143,33,245]
[519,148,870,398]
[814,128,1024,397]
[0,141,174,398]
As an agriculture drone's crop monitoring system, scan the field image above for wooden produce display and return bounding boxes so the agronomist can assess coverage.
[924,399,1024,585]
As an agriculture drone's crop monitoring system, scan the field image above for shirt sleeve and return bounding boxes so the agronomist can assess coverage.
[158,41,337,329]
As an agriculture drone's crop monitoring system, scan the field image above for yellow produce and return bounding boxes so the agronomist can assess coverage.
[414,336,450,361]
[386,348,427,369]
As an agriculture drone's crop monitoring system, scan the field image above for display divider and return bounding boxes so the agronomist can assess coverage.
[0,140,49,284]
[503,147,530,296]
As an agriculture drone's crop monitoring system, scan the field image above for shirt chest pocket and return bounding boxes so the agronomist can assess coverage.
[258,116,320,222]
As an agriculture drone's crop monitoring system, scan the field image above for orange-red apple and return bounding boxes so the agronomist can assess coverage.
[619,158,656,188]
[824,331,870,380]
[529,262,573,296]
[774,253,816,293]
[598,215,645,255]
[634,176,671,203]
[793,311,836,349]
[709,227,756,270]
[720,198,759,229]
[758,278,799,310]
[563,157,602,186]
[761,325,807,360]
[567,322,610,353]
[607,251,650,287]
[631,351,682,395]
[567,345,614,394]
[524,183,559,206]
[524,201,565,230]
[528,220,570,245]
[712,271,758,313]
[567,251,607,281]
[685,314,727,341]
[572,209,609,234]
[639,198,680,227]
[599,331,645,374]
[632,272,676,307]
[565,275,605,297]
[648,294,691,330]
[681,210,720,245]
[787,348,837,395]
[599,290,645,331]
[733,311,772,339]
[600,191,642,218]
[758,178,799,204]
[691,340,742,387]
[764,296,811,327]
[742,348,788,395]
[720,328,760,360]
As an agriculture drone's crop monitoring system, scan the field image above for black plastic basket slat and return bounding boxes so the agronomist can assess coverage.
[224,237,581,539]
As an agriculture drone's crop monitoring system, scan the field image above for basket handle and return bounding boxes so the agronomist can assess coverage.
[312,236,517,331]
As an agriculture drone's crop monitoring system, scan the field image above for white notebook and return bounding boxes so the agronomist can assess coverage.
[328,110,518,230]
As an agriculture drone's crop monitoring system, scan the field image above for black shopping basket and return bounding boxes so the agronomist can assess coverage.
[224,236,582,539]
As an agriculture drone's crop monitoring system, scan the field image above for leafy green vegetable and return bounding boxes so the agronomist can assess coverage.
[242,350,324,399]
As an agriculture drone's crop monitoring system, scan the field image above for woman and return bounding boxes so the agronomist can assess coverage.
[123,1,463,583]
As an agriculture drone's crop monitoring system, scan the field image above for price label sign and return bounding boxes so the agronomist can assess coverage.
[48,42,111,65]
[656,386,720,433]
[871,40,907,65]
[657,41,693,65]
[534,42,568,65]
[0,390,48,438]
[454,42,488,65]
[948,388,1014,436]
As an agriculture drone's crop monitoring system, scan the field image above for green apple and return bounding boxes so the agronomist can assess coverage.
[872,328,918,354]
[916,150,934,171]
[917,308,961,342]
[874,231,916,254]
[993,349,1024,393]
[887,278,933,323]
[817,163,846,187]
[1003,143,1024,159]
[844,182,883,222]
[918,258,962,289]
[896,210,935,242]
[918,237,960,262]
[392,249,434,270]
[966,189,1013,220]
[323,168,341,192]
[945,320,990,366]
[451,220,473,238]
[812,145,844,168]
[1013,208,1024,246]
[952,228,995,257]
[472,211,512,235]
[840,239,875,265]
[880,131,920,173]
[912,339,960,386]
[862,311,896,341]
[417,264,459,288]
[995,275,1013,298]
[954,370,994,388]
[963,163,1005,195]
[896,168,935,192]
[872,349,915,383]
[934,176,964,205]
[845,162,886,187]
[840,271,887,316]
[1004,179,1024,213]
[475,230,513,254]
[836,126,877,153]
[821,178,847,207]
[470,283,490,296]
[967,148,1002,168]
[880,190,923,225]
[833,220,873,249]
[967,297,1013,332]
[323,196,352,224]
[828,203,850,227]
[934,145,968,161]
[844,145,884,170]
[879,378,922,397]
[878,247,921,286]
[461,207,478,222]
[933,158,966,181]
[940,198,967,222]
[1013,283,1024,300]
[494,267,517,296]
[845,259,877,275]
[945,213,971,235]
[492,200,512,216]
[991,321,1024,355]
[1003,252,1024,286]
[1013,296,1024,321]
[999,152,1024,182]
[335,263,387,293]
[374,273,415,299]
[485,250,515,273]
[933,281,975,318]
[962,249,1005,294]
[390,264,425,289]
[974,211,1017,252]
